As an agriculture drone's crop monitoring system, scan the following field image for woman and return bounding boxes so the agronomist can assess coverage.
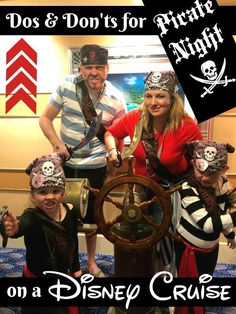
[104,70,203,269]
[105,70,202,182]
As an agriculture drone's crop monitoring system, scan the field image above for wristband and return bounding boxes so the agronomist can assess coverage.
[108,147,117,154]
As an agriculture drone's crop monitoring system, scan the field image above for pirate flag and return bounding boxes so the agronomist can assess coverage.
[142,0,236,123]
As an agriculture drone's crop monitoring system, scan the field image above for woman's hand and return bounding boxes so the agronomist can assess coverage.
[108,148,122,168]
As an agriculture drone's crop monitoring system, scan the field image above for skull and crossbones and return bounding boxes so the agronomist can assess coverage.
[190,58,236,98]
[194,146,218,172]
[32,161,62,185]
[42,161,55,176]
[201,60,217,80]
[151,72,162,83]
[204,146,217,161]
[41,161,62,180]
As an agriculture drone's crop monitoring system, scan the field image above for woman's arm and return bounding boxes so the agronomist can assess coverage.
[104,132,121,168]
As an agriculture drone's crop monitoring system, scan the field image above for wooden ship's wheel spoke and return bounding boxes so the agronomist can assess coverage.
[84,156,181,250]
[93,175,174,249]
[142,214,161,229]
[139,196,159,211]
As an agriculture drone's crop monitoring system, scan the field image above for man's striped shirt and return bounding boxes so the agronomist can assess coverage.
[50,75,126,169]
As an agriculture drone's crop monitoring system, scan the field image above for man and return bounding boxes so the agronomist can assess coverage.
[39,44,126,277]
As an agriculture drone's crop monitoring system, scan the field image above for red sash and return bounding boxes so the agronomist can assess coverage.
[176,236,219,277]
[174,237,219,314]
[174,306,204,314]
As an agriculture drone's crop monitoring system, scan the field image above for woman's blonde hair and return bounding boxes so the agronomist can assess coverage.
[140,93,190,132]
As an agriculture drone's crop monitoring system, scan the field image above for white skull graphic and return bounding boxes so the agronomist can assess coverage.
[151,72,162,83]
[201,60,217,80]
[42,161,55,176]
[204,146,217,161]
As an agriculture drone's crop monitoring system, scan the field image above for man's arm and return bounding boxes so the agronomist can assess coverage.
[39,103,70,158]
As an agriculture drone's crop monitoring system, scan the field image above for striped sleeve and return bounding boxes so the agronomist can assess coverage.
[180,182,236,234]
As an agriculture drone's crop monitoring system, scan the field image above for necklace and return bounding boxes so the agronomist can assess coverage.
[58,204,62,223]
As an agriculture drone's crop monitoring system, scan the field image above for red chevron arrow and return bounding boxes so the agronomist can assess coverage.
[6,72,36,97]
[5,38,37,113]
[6,88,36,114]
[6,54,37,81]
[6,38,37,64]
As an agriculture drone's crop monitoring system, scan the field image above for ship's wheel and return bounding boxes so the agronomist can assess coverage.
[86,161,180,250]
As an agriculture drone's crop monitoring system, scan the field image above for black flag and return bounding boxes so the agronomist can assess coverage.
[142,0,236,122]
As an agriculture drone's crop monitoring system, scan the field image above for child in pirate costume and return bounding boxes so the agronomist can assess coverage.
[174,140,236,314]
[3,152,81,314]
